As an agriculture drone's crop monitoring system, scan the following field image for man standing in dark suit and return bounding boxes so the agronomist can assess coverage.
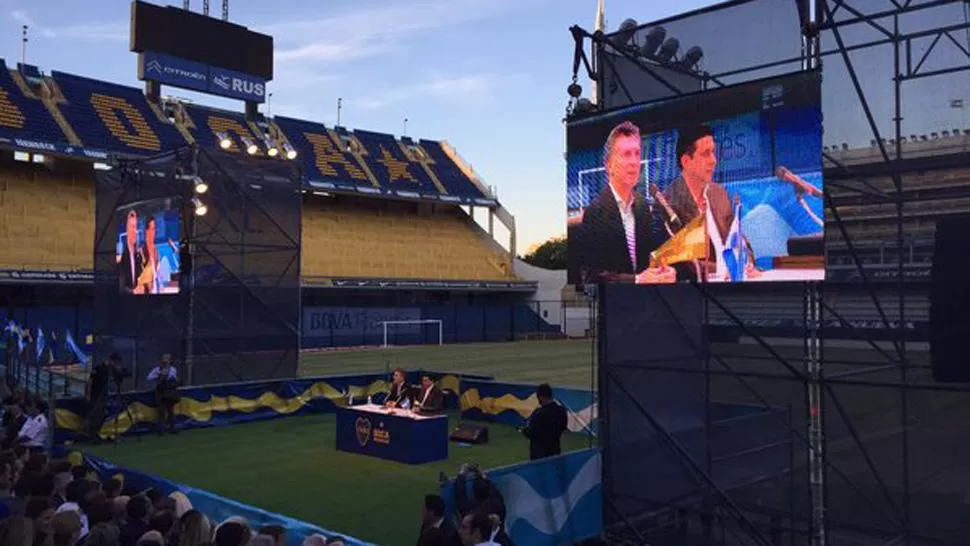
[663,124,759,281]
[414,373,445,414]
[521,384,569,461]
[577,120,675,284]
[417,494,462,546]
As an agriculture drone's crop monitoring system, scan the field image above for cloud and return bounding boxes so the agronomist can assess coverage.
[265,0,549,65]
[10,10,126,42]
[356,73,498,110]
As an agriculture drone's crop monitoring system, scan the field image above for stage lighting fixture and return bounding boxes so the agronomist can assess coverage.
[191,197,207,216]
[282,142,298,160]
[241,136,259,155]
[193,177,208,194]
[574,98,596,114]
[640,26,666,57]
[681,46,704,70]
[215,131,232,150]
[611,18,638,48]
[656,38,679,63]
[263,136,280,157]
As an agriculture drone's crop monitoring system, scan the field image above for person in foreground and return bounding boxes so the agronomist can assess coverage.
[459,511,501,546]
[520,384,568,460]
[417,494,461,546]
[576,120,675,284]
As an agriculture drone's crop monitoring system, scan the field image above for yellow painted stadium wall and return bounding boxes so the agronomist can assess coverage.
[302,198,512,281]
[0,167,94,271]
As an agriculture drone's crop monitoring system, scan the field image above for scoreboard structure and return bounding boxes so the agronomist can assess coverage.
[130,0,273,104]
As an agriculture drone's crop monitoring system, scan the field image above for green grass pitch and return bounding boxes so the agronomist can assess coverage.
[86,340,597,546]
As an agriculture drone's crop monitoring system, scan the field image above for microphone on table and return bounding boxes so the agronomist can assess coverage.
[649,183,683,233]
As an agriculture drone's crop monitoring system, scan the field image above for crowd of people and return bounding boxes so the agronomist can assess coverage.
[0,371,572,546]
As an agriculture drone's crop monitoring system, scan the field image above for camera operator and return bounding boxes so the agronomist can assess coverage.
[452,464,513,546]
[147,354,180,435]
[85,353,125,441]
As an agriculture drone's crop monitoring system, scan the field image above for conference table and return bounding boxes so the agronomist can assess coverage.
[335,403,449,464]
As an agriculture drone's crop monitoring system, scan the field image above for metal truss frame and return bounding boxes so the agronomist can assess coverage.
[95,145,303,388]
[572,1,970,545]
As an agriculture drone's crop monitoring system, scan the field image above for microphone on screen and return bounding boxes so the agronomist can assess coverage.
[649,183,683,232]
[776,166,822,198]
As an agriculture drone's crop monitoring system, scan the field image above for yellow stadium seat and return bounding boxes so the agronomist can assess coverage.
[0,169,93,271]
[302,199,512,281]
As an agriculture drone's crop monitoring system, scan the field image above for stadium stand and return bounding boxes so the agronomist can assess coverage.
[419,139,488,199]
[52,71,185,155]
[274,115,378,189]
[351,129,442,194]
[181,103,262,153]
[0,162,93,271]
[302,196,511,280]
[0,59,66,145]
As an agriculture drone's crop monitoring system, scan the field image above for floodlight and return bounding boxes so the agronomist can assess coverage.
[641,26,666,57]
[191,197,207,216]
[681,46,704,70]
[264,136,279,157]
[282,142,298,160]
[240,136,258,155]
[193,176,208,194]
[215,131,232,150]
[611,19,638,48]
[656,38,679,63]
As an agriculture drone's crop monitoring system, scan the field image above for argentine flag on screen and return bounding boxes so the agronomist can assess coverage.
[722,200,747,282]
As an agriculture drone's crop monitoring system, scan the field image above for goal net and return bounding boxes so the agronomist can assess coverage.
[380,319,443,348]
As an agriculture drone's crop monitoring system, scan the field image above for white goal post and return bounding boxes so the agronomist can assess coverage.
[380,319,443,347]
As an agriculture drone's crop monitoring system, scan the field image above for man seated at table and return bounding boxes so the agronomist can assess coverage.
[385,367,413,409]
[414,373,445,414]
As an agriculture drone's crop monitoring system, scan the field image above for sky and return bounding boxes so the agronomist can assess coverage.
[0,0,720,253]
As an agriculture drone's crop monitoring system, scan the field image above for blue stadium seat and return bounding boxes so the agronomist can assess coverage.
[419,139,485,198]
[274,116,374,188]
[52,70,184,155]
[184,104,262,154]
[352,129,438,194]
[0,59,66,144]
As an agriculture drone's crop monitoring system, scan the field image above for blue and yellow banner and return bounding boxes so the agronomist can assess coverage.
[55,371,463,440]
[459,379,598,436]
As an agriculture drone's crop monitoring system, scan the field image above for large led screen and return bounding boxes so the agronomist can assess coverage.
[117,197,182,295]
[567,70,824,285]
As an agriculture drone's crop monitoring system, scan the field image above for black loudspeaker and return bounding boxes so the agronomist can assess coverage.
[450,423,489,444]
[930,215,970,382]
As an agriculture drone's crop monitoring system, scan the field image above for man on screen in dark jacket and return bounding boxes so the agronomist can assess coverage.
[576,120,675,284]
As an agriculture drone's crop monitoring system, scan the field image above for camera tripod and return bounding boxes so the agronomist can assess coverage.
[108,381,141,444]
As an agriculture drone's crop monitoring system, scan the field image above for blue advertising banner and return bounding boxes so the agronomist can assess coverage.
[460,379,598,436]
[139,52,210,95]
[441,449,602,546]
[139,52,268,104]
[209,65,267,102]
